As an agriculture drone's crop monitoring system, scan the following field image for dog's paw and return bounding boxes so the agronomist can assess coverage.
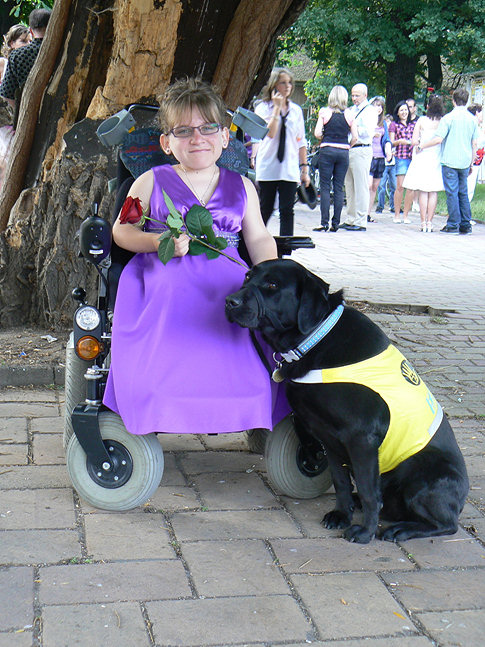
[344,524,375,544]
[322,510,351,529]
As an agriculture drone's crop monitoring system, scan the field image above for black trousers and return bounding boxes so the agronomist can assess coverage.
[258,180,298,236]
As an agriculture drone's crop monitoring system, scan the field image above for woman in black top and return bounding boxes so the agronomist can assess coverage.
[314,85,357,231]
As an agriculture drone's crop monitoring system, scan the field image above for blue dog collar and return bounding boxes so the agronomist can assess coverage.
[279,303,345,363]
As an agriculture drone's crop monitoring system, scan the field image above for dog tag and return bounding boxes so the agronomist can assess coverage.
[272,368,284,383]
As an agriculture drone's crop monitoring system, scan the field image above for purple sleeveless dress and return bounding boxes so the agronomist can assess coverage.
[103,164,289,435]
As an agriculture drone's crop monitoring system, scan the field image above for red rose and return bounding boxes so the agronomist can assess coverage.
[119,196,143,224]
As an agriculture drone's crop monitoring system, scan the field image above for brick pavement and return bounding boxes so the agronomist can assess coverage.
[0,206,484,646]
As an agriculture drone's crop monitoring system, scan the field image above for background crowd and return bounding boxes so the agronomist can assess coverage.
[251,70,483,238]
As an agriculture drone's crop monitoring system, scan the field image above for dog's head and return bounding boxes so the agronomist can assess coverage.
[226,259,339,350]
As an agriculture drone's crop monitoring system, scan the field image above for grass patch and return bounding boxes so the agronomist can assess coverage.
[436,182,485,222]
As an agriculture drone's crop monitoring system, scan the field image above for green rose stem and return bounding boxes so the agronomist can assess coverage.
[136,189,249,269]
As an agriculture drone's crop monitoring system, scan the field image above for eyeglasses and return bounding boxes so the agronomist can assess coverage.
[169,123,222,138]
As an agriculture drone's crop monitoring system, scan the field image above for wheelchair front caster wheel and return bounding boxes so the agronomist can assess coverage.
[265,415,332,499]
[66,411,164,511]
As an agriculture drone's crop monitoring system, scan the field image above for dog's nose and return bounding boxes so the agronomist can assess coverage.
[225,294,242,309]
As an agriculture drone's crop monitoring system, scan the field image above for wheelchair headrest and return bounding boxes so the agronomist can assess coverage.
[119,127,249,179]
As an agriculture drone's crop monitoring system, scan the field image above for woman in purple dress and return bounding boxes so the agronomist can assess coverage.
[103,78,288,436]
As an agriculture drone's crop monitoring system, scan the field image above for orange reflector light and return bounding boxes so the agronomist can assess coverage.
[76,336,102,360]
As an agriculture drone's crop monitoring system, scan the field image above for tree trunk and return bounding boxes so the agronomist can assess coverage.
[426,53,443,93]
[0,0,308,327]
[385,53,418,113]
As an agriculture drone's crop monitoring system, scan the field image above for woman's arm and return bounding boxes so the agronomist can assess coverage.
[240,177,277,265]
[112,169,189,257]
[411,118,423,147]
[314,108,325,139]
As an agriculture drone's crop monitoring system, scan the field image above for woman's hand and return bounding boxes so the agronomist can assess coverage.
[271,89,285,111]
[301,168,310,187]
[172,233,190,257]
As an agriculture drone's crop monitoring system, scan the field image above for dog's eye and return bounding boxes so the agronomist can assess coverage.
[265,281,278,290]
[243,273,251,284]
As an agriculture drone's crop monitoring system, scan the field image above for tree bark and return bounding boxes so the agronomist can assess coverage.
[385,54,418,113]
[0,0,309,327]
[0,0,73,230]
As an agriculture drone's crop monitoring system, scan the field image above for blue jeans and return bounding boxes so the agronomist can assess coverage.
[441,166,472,231]
[377,165,396,210]
[318,146,349,226]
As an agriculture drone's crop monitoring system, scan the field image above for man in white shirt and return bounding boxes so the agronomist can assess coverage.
[341,83,377,231]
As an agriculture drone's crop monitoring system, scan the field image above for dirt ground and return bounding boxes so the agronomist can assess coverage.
[0,327,70,368]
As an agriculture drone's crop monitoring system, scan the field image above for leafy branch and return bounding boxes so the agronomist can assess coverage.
[147,190,247,268]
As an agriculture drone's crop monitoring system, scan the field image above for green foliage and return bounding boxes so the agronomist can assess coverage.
[3,0,53,21]
[277,0,485,108]
[155,190,237,267]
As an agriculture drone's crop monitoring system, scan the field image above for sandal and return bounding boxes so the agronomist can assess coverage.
[367,215,376,223]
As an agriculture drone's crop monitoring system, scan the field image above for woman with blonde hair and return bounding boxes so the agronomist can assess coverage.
[313,85,357,231]
[253,67,309,236]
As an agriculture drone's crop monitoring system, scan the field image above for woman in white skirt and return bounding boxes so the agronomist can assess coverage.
[403,95,445,232]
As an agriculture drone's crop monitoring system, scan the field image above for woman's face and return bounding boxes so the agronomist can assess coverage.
[275,73,292,99]
[373,102,383,116]
[160,106,229,172]
[9,32,30,50]
[398,104,409,122]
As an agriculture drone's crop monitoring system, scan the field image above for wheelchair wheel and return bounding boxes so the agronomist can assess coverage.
[66,411,164,511]
[245,428,269,454]
[63,333,92,449]
[265,415,332,499]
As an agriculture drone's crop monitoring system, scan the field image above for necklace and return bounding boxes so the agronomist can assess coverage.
[180,165,218,207]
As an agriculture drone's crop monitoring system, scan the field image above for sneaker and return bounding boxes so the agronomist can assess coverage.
[375,207,383,214]
[440,226,459,234]
[459,228,472,235]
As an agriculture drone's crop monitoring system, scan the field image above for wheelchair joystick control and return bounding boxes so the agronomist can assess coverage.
[72,287,86,304]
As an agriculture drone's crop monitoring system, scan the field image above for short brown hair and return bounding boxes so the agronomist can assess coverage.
[453,88,469,106]
[158,77,227,134]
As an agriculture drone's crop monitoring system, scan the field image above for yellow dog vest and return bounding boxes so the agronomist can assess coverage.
[292,344,443,473]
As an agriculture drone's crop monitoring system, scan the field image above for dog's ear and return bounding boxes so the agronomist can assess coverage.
[297,271,330,334]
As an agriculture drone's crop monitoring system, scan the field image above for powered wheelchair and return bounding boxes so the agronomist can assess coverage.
[64,104,332,511]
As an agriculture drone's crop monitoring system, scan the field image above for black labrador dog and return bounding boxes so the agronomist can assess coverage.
[226,259,469,544]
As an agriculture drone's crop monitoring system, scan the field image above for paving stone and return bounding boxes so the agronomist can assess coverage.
[398,528,485,568]
[42,602,148,647]
[270,537,414,573]
[382,569,485,611]
[39,560,191,605]
[0,388,57,402]
[326,638,435,647]
[171,509,302,541]
[191,471,279,510]
[0,631,33,646]
[0,444,27,465]
[180,539,288,596]
[84,511,174,560]
[280,495,343,538]
[179,450,265,475]
[147,595,312,646]
[30,416,63,433]
[202,431,249,450]
[290,571,418,640]
[0,465,72,489]
[157,433,205,452]
[0,567,33,631]
[159,453,187,486]
[0,529,80,565]
[0,402,59,418]
[32,433,65,465]
[415,609,485,647]
[463,453,485,476]
[0,417,27,443]
[146,484,201,511]
[0,488,75,529]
